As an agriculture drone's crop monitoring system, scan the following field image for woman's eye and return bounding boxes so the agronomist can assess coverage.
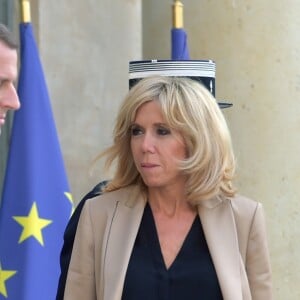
[157,127,171,136]
[131,126,143,136]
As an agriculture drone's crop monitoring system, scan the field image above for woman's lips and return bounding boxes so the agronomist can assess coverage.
[141,163,158,168]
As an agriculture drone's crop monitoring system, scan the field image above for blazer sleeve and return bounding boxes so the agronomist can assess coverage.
[63,199,97,300]
[246,203,273,299]
[56,181,108,300]
[55,195,88,300]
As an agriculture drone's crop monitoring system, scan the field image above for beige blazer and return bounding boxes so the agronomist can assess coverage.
[64,185,273,300]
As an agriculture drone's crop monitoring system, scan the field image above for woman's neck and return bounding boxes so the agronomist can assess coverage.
[147,187,196,218]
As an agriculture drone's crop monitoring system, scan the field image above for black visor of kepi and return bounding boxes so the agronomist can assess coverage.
[129,60,232,109]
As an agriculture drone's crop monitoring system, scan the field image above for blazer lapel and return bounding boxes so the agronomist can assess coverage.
[198,197,243,300]
[103,187,146,300]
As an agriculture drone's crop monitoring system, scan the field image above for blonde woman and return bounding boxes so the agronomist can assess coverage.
[63,76,272,300]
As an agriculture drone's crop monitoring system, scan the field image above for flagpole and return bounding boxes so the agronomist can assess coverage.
[172,0,183,29]
[20,0,31,23]
[171,0,189,59]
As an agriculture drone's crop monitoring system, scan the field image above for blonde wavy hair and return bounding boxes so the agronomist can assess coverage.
[99,76,236,203]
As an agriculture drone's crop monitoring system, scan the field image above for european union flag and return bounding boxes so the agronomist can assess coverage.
[0,23,73,299]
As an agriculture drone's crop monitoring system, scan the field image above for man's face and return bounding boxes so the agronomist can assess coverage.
[0,40,20,134]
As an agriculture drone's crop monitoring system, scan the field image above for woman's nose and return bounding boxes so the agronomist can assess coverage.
[141,133,156,153]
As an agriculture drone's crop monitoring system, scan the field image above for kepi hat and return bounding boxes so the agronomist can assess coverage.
[129,60,232,109]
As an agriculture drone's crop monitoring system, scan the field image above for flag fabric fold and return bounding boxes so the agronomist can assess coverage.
[0,23,72,299]
[171,28,190,60]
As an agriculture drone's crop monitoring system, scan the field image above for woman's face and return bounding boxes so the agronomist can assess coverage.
[130,100,186,190]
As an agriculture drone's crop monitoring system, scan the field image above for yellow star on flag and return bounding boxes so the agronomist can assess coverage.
[0,263,17,298]
[13,202,52,246]
[64,192,74,216]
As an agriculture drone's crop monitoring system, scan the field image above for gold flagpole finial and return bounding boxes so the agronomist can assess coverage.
[172,0,184,29]
[20,0,31,23]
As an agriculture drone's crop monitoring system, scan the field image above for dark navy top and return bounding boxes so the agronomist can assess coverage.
[122,203,223,300]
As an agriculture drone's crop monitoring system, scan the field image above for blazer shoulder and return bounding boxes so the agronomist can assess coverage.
[229,194,261,216]
[86,184,142,211]
[226,195,267,262]
[226,194,265,235]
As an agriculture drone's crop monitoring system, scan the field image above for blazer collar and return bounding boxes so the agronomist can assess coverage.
[198,197,243,300]
[103,186,146,300]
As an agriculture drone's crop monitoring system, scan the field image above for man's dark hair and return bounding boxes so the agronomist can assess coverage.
[0,23,18,49]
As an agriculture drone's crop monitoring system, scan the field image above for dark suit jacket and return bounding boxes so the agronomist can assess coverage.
[56,181,108,300]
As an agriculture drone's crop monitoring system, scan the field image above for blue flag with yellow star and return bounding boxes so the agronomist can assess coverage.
[0,23,73,299]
